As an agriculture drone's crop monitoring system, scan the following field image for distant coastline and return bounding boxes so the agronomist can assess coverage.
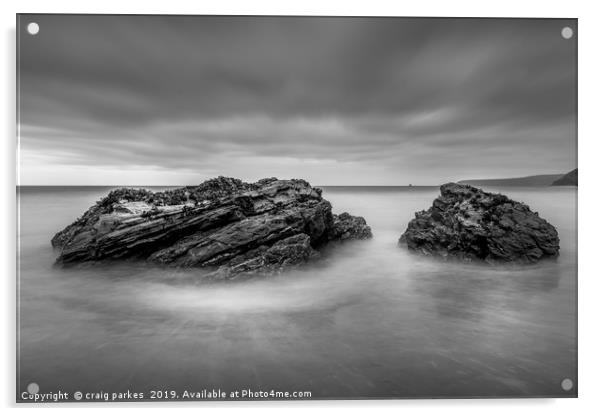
[17,169,579,189]
[459,170,577,187]
[551,169,578,186]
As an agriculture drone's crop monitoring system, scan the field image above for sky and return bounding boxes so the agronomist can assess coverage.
[18,15,577,186]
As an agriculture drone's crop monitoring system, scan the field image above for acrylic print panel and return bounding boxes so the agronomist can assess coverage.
[16,14,577,402]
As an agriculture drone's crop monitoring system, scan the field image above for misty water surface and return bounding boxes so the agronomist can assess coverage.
[17,186,577,399]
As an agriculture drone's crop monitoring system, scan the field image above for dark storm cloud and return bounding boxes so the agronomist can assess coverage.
[18,15,576,185]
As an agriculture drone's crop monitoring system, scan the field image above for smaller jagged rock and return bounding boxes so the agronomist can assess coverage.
[399,183,560,264]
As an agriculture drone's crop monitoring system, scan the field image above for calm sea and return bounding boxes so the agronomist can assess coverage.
[16,185,577,399]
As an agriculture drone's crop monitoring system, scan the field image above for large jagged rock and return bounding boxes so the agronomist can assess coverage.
[399,183,560,264]
[52,177,372,279]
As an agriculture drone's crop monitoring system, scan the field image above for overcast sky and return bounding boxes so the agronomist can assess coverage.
[18,15,576,185]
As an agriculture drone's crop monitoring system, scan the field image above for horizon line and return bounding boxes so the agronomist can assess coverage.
[16,184,441,188]
[15,170,576,189]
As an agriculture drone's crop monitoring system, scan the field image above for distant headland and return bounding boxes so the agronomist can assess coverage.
[459,169,577,187]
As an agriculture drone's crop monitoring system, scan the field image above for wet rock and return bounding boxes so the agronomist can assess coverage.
[329,212,373,241]
[52,177,372,278]
[208,233,320,280]
[399,183,560,264]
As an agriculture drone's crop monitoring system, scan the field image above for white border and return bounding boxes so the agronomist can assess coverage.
[3,0,601,414]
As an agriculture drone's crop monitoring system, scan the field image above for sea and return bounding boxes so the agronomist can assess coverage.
[16,185,577,400]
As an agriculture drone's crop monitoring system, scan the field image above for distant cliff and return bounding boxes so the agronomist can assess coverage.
[459,174,563,187]
[551,169,578,186]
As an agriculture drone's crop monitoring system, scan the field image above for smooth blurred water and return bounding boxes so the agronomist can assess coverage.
[17,186,577,399]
